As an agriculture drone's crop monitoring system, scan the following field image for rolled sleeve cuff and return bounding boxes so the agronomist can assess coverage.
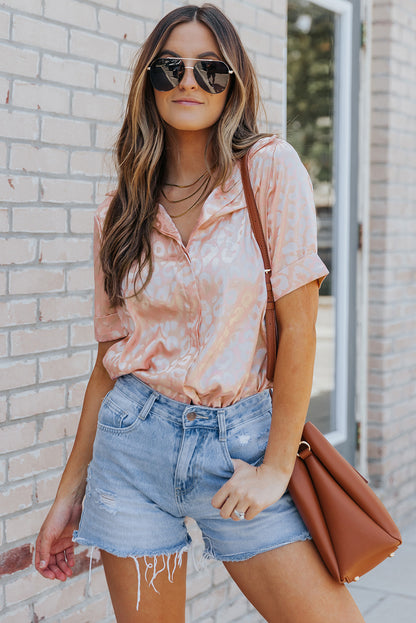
[271,252,329,301]
[94,313,129,342]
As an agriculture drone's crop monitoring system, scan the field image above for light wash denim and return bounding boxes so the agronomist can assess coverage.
[73,374,310,608]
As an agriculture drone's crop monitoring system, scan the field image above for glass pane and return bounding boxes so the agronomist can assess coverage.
[287,0,336,434]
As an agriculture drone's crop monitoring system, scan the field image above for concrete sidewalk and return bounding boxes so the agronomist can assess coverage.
[348,520,416,622]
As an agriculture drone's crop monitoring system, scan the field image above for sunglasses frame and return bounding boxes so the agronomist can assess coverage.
[147,57,234,94]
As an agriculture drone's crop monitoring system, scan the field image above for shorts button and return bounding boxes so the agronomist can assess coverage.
[187,412,197,421]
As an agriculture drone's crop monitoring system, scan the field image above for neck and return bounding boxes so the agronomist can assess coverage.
[164,129,212,186]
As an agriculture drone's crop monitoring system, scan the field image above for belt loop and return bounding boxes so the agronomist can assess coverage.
[138,391,158,421]
[217,409,227,442]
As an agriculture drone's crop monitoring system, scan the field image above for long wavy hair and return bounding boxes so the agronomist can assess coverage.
[101,3,269,306]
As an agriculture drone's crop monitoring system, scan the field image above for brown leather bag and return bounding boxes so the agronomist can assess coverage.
[240,153,402,583]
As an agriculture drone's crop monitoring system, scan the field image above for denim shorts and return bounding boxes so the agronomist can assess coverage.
[73,374,310,604]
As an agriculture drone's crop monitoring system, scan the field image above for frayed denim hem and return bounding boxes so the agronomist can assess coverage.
[202,532,312,563]
[72,532,191,611]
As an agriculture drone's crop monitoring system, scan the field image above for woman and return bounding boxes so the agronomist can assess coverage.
[35,5,364,622]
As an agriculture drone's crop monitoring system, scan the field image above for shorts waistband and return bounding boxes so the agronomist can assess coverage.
[112,374,272,429]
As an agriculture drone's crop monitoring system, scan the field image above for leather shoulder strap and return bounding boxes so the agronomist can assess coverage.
[240,154,278,381]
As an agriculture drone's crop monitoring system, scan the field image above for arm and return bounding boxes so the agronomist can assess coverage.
[35,339,120,580]
[211,280,319,520]
[262,279,318,477]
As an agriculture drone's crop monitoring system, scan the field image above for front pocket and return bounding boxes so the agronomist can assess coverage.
[97,394,141,433]
[224,409,272,468]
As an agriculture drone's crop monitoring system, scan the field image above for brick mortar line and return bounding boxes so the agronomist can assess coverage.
[0,331,84,345]
[0,291,93,301]
[5,344,95,361]
[2,83,132,100]
[0,292,93,301]
[1,178,113,189]
[1,406,84,427]
[0,40,121,72]
[372,103,416,112]
[367,365,416,375]
[367,382,416,394]
[368,295,416,303]
[0,371,92,393]
[0,201,112,211]
[28,594,113,623]
[0,387,90,414]
[1,232,94,239]
[0,104,123,124]
[357,315,410,328]
[5,323,95,337]
[3,451,65,482]
[366,414,416,429]
[367,446,416,464]
[8,9,152,47]
[3,27,284,64]
[0,490,67,516]
[0,360,93,379]
[4,140,117,154]
[1,175,110,186]
[368,335,416,343]
[0,142,113,156]
[0,61,132,84]
[367,398,416,410]
[0,575,107,617]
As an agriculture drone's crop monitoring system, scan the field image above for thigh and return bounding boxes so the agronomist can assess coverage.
[223,540,365,623]
[101,550,188,623]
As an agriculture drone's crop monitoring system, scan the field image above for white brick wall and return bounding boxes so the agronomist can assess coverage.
[0,1,285,621]
[368,0,416,520]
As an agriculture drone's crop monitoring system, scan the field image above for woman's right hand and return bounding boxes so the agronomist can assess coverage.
[34,342,118,581]
[35,498,83,581]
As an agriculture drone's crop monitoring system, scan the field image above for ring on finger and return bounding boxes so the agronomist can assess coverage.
[233,509,245,520]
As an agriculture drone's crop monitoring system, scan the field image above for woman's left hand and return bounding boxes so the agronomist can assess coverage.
[211,459,291,521]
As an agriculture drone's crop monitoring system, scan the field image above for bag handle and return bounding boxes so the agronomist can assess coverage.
[240,154,278,381]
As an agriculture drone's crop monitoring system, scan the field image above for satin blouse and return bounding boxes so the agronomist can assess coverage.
[94,136,328,407]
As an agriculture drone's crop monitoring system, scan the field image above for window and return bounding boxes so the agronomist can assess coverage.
[287,0,355,449]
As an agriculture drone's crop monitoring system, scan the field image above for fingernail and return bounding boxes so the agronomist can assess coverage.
[39,560,46,568]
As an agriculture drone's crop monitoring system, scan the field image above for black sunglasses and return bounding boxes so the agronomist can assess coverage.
[147,57,234,94]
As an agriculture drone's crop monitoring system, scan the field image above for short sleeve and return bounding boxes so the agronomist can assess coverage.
[258,140,329,300]
[93,205,129,342]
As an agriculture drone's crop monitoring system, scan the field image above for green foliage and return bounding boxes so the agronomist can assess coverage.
[287,1,335,188]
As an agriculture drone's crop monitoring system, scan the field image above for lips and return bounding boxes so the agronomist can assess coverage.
[172,99,203,104]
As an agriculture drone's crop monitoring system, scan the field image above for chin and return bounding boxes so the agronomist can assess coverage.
[165,114,222,132]
[168,123,214,132]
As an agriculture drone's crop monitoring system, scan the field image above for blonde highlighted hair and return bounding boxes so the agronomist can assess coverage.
[101,3,269,306]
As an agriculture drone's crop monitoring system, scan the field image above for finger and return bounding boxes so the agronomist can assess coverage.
[211,483,232,509]
[37,566,57,580]
[219,494,241,519]
[241,506,256,521]
[55,552,73,577]
[36,552,64,581]
[35,533,51,573]
[48,560,69,582]
[65,545,75,567]
[231,505,250,522]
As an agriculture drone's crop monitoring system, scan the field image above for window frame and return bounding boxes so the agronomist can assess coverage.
[284,0,358,457]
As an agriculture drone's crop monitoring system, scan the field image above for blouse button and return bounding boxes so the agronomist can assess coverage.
[186,412,197,421]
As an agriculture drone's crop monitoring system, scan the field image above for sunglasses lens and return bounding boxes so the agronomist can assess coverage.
[195,60,230,94]
[149,58,184,91]
[149,58,231,93]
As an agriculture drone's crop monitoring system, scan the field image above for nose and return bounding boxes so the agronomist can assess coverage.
[179,65,197,90]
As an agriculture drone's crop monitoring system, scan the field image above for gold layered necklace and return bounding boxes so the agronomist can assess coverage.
[162,171,211,219]
[165,171,207,189]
